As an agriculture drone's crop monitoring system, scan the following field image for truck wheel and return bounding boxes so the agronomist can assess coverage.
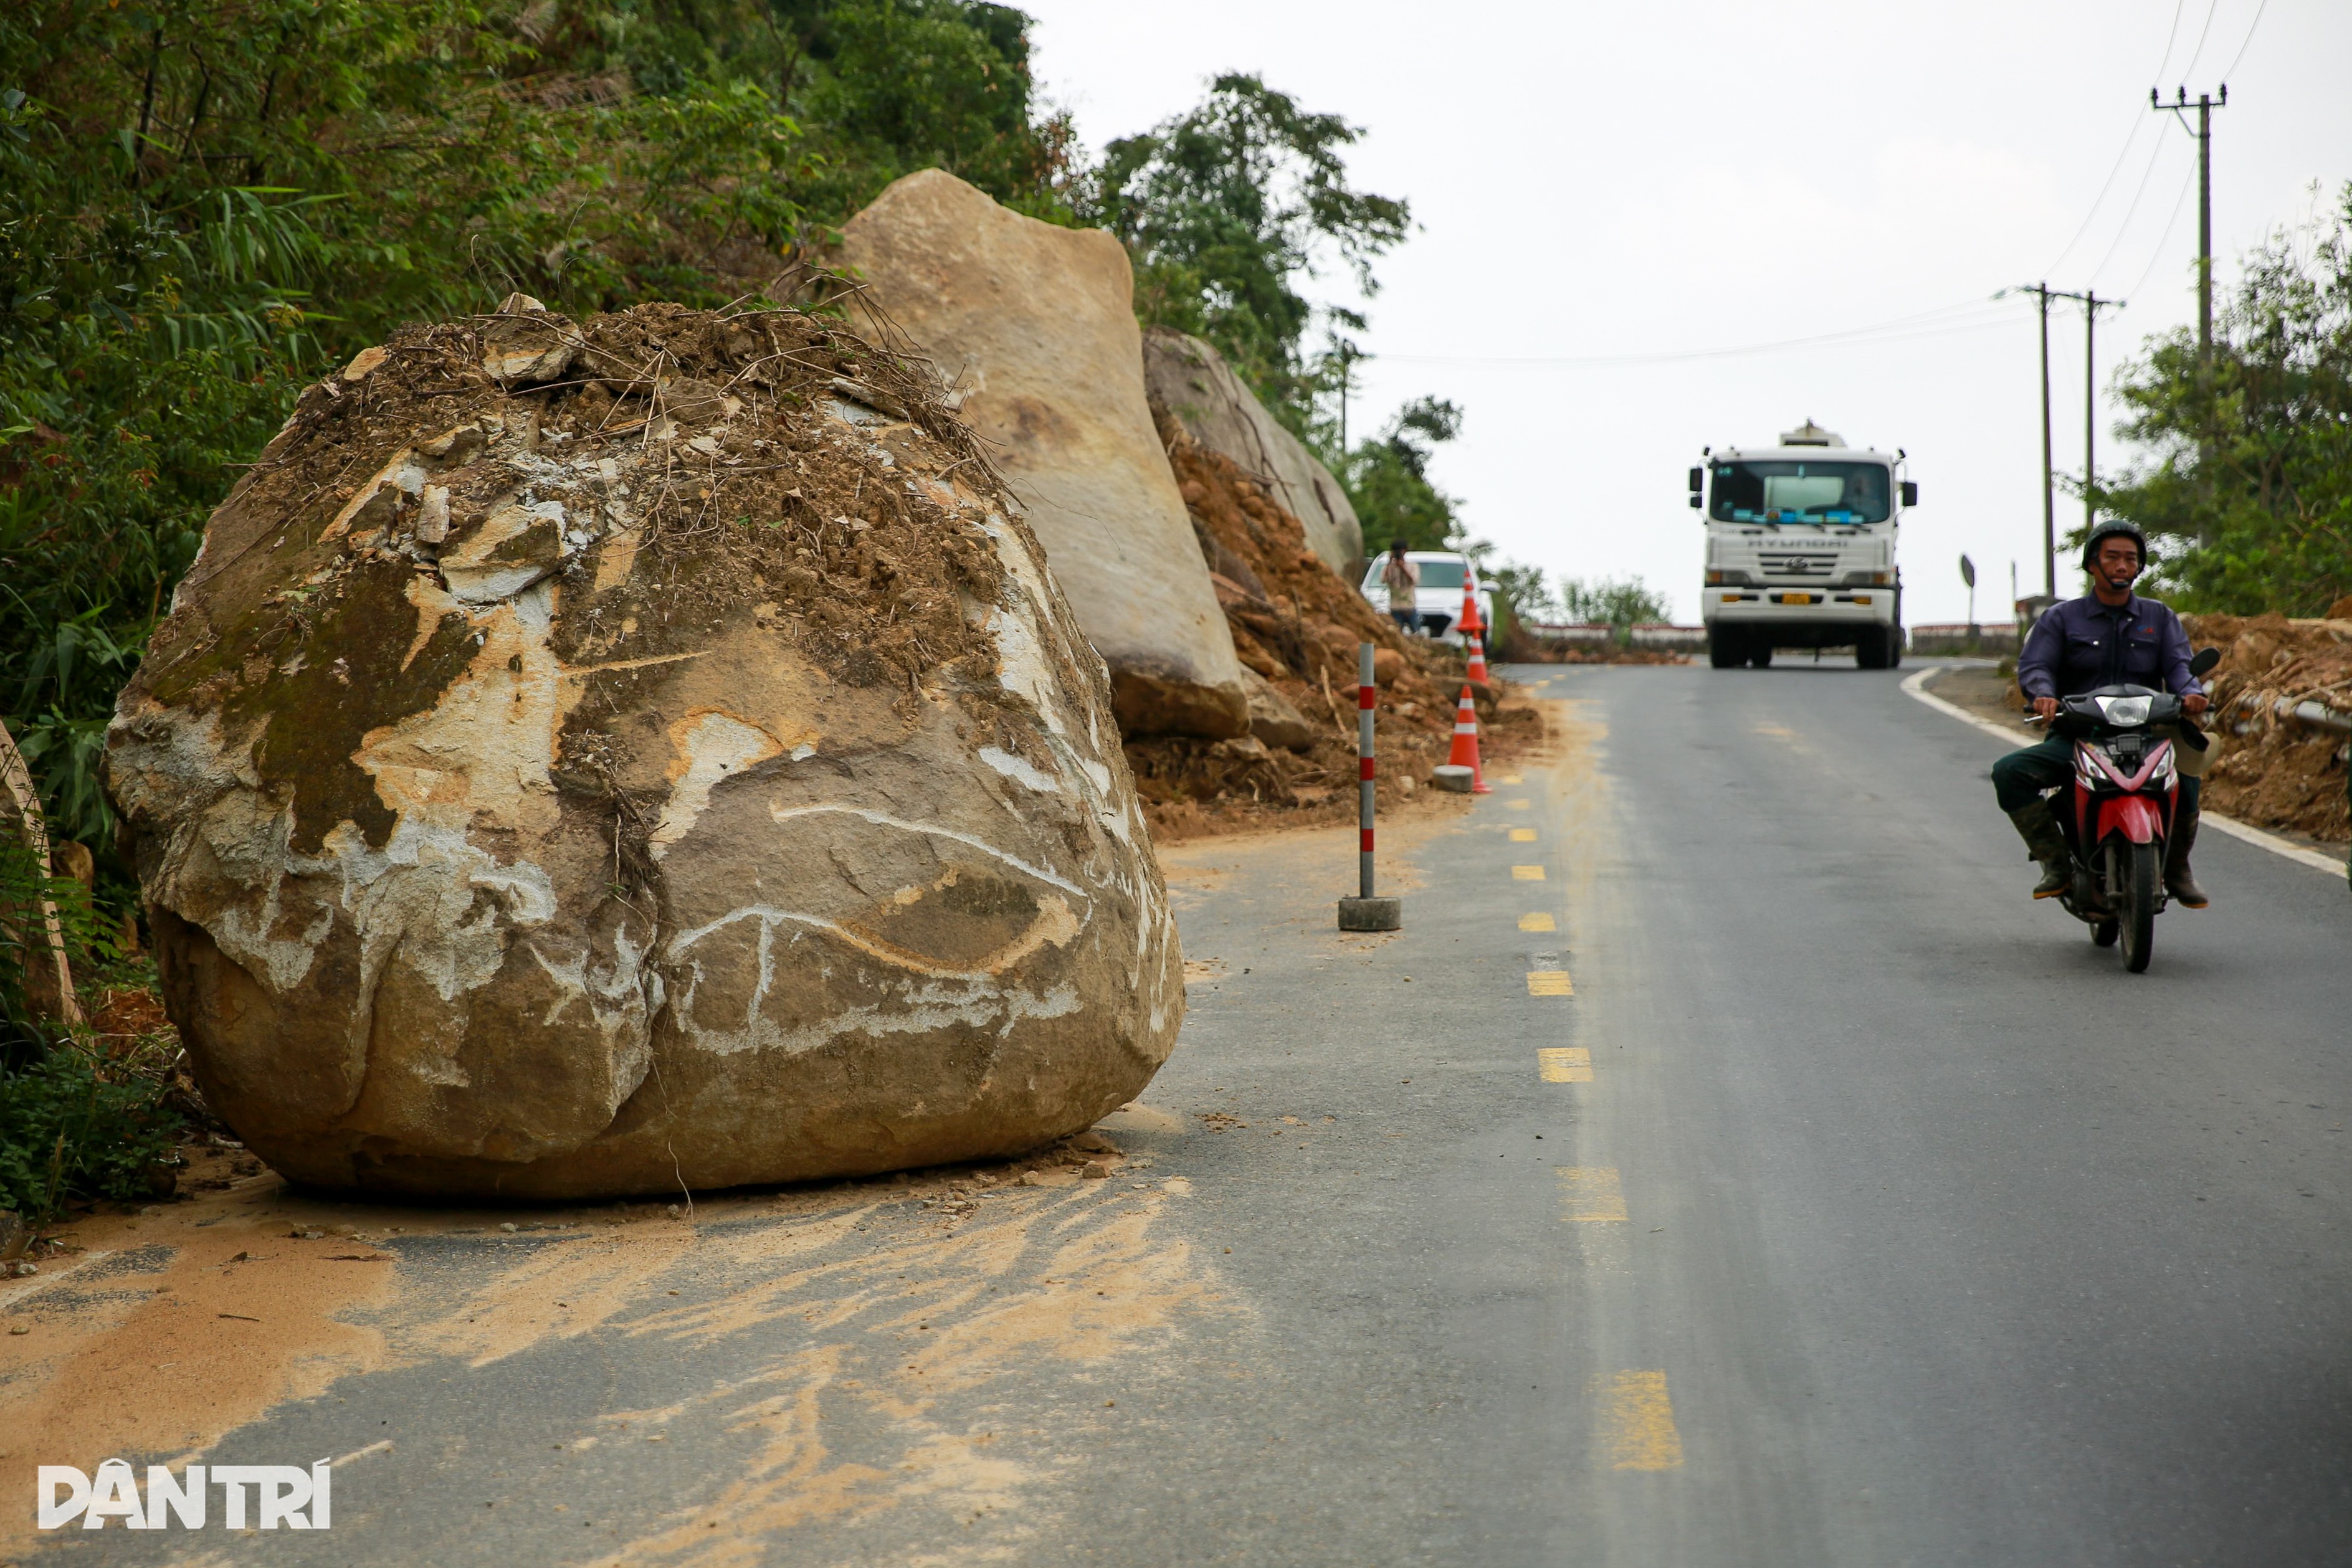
[1748,644,1773,668]
[1886,627,1904,668]
[1856,632,1887,670]
[1707,629,1743,669]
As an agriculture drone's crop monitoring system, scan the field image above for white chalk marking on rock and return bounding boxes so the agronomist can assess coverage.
[766,804,1088,900]
[979,746,1060,794]
[651,711,789,858]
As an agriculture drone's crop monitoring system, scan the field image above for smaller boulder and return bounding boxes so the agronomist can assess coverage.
[1241,668,1320,752]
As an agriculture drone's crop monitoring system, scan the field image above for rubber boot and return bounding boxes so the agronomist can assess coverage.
[2007,798,2072,899]
[2165,803,2210,908]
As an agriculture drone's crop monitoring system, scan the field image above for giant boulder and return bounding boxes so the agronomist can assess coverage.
[1143,326,1364,579]
[836,169,1249,741]
[105,300,1183,1199]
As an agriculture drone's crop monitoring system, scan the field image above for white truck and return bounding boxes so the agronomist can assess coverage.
[1691,421,1915,670]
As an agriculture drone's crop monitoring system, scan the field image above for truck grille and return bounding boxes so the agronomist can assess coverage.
[1758,553,1837,579]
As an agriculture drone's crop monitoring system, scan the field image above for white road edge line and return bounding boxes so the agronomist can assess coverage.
[1900,664,2347,881]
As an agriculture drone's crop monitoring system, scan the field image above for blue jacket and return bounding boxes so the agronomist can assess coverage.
[2016,592,2203,702]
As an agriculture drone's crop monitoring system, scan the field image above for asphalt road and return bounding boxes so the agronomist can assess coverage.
[24,660,2352,1567]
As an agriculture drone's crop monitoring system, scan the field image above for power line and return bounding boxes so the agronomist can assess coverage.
[2041,0,2195,279]
[2044,118,2155,279]
[2085,121,2179,289]
[2178,0,2224,80]
[2219,0,2269,78]
[2152,0,2189,82]
[2123,160,2201,301]
[1376,298,2019,368]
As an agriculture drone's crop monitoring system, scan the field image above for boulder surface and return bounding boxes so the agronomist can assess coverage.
[836,170,1249,741]
[1143,327,1364,578]
[107,300,1183,1198]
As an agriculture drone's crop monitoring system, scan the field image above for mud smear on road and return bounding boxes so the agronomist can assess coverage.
[0,1178,404,1481]
[579,1180,1229,1566]
[1534,695,1611,918]
[1,1139,1234,1562]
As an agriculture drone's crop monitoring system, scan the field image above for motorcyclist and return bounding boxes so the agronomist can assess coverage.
[1994,522,2212,906]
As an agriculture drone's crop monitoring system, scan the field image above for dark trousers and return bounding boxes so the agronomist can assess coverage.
[1389,609,1421,634]
[1993,734,2200,816]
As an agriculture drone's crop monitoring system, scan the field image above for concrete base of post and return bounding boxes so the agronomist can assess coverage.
[1337,896,1402,931]
[1430,765,1474,794]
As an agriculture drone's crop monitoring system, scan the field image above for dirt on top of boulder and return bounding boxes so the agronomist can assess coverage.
[150,297,1014,731]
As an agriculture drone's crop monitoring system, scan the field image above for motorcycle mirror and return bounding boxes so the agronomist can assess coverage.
[2189,646,2222,678]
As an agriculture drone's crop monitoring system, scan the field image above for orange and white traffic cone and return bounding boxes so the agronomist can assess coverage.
[1446,682,1490,794]
[1460,584,1490,684]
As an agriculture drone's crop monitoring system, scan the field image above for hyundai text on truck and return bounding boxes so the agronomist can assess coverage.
[1691,421,1915,670]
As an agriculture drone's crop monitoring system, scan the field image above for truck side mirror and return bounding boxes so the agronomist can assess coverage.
[1688,493,1702,510]
[1687,467,1704,494]
[1899,480,1918,507]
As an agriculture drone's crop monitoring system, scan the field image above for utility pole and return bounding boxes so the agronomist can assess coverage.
[2035,287,2055,598]
[2152,84,2227,358]
[2082,290,2123,538]
[2004,283,2123,583]
[1330,341,1362,453]
[2005,283,2061,597]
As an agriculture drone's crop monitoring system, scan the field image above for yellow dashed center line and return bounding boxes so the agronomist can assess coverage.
[1598,1370,1685,1471]
[1506,797,1533,809]
[1538,1047,1591,1082]
[1508,827,1538,842]
[1497,774,1525,784]
[1518,911,1556,932]
[1557,1166,1627,1222]
[1512,865,1546,881]
[1527,970,1574,997]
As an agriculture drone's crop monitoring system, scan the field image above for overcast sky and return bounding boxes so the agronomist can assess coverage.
[1020,0,2352,625]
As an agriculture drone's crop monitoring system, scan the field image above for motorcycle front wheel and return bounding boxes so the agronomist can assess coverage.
[2120,840,2159,972]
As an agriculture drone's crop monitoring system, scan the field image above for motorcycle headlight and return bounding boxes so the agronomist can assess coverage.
[2095,695,2153,726]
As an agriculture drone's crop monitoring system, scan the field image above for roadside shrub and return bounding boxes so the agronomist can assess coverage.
[0,825,186,1222]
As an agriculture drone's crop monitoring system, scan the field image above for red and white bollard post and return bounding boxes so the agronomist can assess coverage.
[1338,642,1402,931]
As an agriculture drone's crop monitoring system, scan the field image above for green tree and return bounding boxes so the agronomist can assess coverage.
[2100,183,2352,614]
[1559,576,1670,628]
[1087,72,1408,421]
[1346,396,1464,556]
[0,0,1067,875]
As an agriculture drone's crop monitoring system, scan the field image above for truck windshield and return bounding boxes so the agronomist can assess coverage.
[1710,461,1890,524]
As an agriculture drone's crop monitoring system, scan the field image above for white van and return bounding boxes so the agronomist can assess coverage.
[1358,551,1495,645]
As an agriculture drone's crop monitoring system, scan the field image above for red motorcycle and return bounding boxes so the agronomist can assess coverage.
[2035,648,2219,972]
